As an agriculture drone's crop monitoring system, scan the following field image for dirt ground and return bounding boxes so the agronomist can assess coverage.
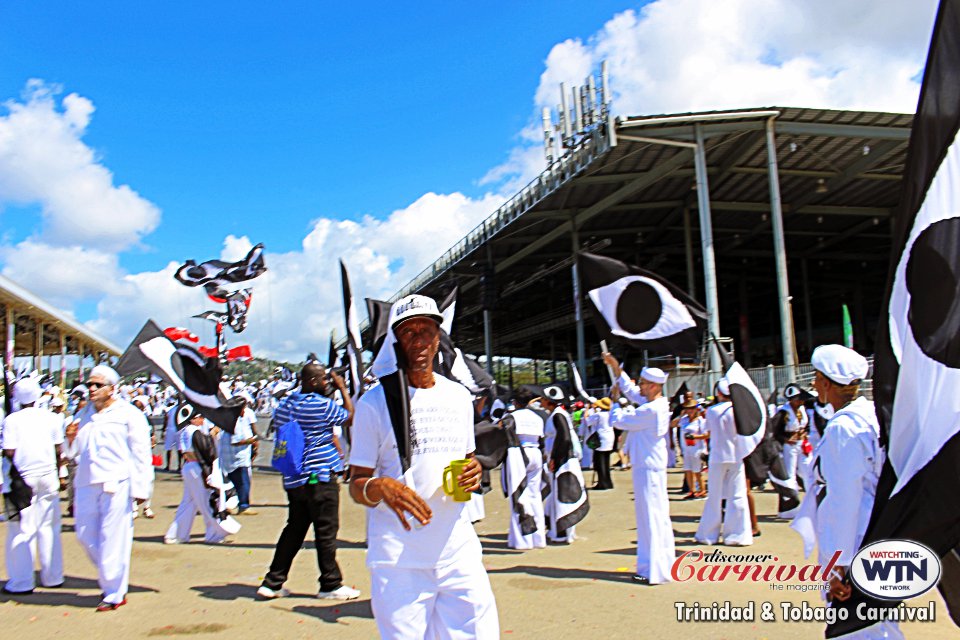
[1,457,956,639]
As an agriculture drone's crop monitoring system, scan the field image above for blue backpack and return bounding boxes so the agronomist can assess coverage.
[271,419,305,477]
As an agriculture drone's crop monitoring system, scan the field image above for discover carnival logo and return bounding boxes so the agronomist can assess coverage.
[849,540,941,600]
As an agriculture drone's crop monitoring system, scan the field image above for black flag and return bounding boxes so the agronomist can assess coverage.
[580,251,707,355]
[116,320,243,433]
[829,2,960,634]
[340,260,363,398]
[365,298,393,355]
[174,243,267,288]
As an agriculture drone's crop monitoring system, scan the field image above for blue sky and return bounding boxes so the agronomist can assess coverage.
[0,1,637,273]
[0,0,938,359]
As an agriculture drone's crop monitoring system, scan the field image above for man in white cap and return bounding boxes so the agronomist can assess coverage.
[603,353,676,585]
[694,378,753,547]
[72,364,153,611]
[2,377,65,594]
[348,294,499,639]
[791,345,900,639]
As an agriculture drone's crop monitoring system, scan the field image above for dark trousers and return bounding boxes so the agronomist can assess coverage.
[262,479,343,592]
[227,467,251,510]
[594,450,614,489]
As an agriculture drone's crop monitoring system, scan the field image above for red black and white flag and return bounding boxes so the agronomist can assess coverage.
[580,251,707,356]
[116,320,243,433]
[828,2,960,635]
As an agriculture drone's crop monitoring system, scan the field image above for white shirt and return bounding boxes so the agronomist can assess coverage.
[510,407,544,447]
[350,375,479,569]
[814,397,884,566]
[777,402,809,434]
[679,415,706,455]
[705,401,738,464]
[74,399,153,500]
[585,410,615,451]
[610,396,670,470]
[1,406,64,479]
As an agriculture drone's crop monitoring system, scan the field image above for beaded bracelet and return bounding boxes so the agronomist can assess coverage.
[361,477,382,507]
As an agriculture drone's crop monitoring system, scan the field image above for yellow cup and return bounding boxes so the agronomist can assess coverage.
[442,458,473,502]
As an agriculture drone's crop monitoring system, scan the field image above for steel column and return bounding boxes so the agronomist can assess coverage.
[765,118,798,376]
[571,223,587,377]
[693,124,722,371]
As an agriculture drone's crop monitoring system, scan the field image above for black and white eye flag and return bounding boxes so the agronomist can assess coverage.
[499,416,539,536]
[174,243,267,288]
[340,260,363,398]
[365,297,393,355]
[580,251,707,355]
[714,338,766,460]
[829,2,960,635]
[546,411,589,538]
[116,320,243,433]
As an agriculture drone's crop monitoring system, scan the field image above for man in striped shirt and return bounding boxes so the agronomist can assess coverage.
[257,364,360,601]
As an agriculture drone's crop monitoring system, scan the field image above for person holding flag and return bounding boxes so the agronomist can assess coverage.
[693,379,754,547]
[604,352,676,585]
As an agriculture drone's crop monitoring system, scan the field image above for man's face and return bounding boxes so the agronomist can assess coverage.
[638,379,660,401]
[86,375,114,405]
[394,317,440,372]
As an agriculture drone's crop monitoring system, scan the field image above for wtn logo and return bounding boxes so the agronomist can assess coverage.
[850,540,940,601]
[860,559,927,583]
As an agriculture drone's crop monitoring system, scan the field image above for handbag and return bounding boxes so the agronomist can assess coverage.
[585,431,600,450]
[151,454,163,467]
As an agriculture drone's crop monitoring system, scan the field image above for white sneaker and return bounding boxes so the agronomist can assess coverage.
[257,585,290,599]
[317,585,361,600]
[163,538,181,545]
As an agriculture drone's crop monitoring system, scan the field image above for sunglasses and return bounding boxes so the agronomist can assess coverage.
[86,381,109,390]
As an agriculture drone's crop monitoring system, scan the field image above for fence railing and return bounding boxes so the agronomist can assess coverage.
[587,359,874,404]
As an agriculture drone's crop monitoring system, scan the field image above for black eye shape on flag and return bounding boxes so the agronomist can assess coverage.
[905,216,960,367]
[729,383,764,437]
[588,275,696,340]
[176,402,197,427]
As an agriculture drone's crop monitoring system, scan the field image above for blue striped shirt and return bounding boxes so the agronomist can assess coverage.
[274,392,347,488]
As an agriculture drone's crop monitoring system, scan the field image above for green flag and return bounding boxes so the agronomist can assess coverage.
[842,303,854,348]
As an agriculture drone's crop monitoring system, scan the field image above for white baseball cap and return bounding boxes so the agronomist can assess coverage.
[390,294,444,329]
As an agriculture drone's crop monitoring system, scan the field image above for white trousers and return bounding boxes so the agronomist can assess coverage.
[164,461,227,543]
[632,468,675,583]
[695,461,753,546]
[75,480,133,604]
[369,556,499,640]
[5,472,63,592]
[507,450,546,550]
[781,442,801,483]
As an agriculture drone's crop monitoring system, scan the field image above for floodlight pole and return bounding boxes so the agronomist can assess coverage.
[693,124,722,372]
[765,117,798,378]
[484,244,495,377]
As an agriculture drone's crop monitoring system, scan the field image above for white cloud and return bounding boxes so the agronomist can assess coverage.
[90,191,505,361]
[0,80,160,252]
[0,240,120,307]
[0,0,942,361]
[488,0,937,187]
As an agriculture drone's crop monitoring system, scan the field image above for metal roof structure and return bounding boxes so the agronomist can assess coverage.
[381,106,911,381]
[0,273,120,375]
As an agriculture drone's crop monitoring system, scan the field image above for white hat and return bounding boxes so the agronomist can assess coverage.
[811,344,869,385]
[715,378,731,396]
[50,396,65,408]
[640,367,668,384]
[13,378,42,405]
[389,294,443,329]
[89,364,120,386]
